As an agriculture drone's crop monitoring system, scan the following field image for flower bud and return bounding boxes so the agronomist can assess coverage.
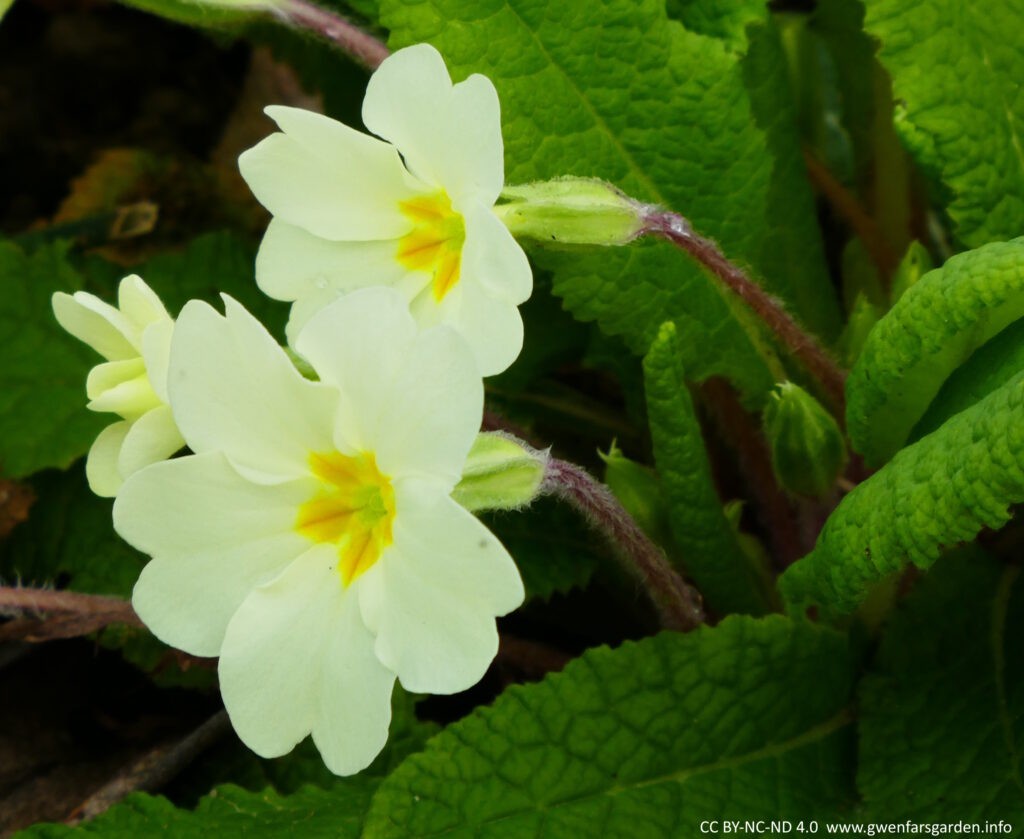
[599,442,670,546]
[890,240,933,303]
[494,177,648,246]
[763,382,847,498]
[451,432,548,512]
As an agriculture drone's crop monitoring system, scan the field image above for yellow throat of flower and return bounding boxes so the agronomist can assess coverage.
[296,451,396,586]
[396,192,466,303]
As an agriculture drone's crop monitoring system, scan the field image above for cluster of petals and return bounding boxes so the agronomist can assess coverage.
[239,43,532,377]
[52,276,183,497]
[114,288,524,774]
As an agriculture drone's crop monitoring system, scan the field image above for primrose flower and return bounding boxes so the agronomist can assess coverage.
[52,276,184,497]
[238,43,532,377]
[113,287,524,775]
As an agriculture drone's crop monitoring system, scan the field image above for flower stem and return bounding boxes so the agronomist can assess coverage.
[642,209,848,418]
[274,0,389,69]
[540,457,704,631]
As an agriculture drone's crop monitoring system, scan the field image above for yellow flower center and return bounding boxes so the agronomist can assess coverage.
[396,192,465,302]
[296,451,396,586]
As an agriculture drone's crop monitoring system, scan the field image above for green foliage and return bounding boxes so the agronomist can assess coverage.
[0,241,108,479]
[665,0,767,51]
[16,781,380,838]
[364,616,858,837]
[781,372,1024,617]
[863,0,1024,248]
[644,323,774,616]
[763,382,847,499]
[480,497,603,601]
[379,0,838,403]
[0,468,142,596]
[846,237,1024,466]
[858,550,1024,822]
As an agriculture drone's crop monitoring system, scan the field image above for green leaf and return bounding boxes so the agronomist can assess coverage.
[481,497,603,601]
[0,0,14,23]
[780,371,1024,617]
[863,0,1024,248]
[0,468,142,596]
[913,317,1024,440]
[379,0,838,403]
[846,237,1024,466]
[364,615,858,837]
[665,0,767,51]
[858,549,1024,822]
[0,241,107,479]
[16,780,379,839]
[644,323,775,616]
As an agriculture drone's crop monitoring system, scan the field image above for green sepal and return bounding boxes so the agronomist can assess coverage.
[495,177,647,246]
[451,432,547,513]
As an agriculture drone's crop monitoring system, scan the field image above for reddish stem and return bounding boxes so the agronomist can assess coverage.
[643,210,848,419]
[274,0,389,69]
[541,457,704,631]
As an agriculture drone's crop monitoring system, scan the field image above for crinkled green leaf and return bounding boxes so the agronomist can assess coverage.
[846,237,1024,466]
[380,0,838,403]
[481,497,602,601]
[364,615,857,837]
[0,241,107,479]
[781,371,1024,617]
[858,549,1024,822]
[665,0,767,51]
[863,0,1024,247]
[912,317,1024,441]
[15,780,378,839]
[644,323,774,615]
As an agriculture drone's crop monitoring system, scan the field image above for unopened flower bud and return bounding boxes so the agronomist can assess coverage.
[452,432,548,512]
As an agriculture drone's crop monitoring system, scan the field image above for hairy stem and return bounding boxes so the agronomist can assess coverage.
[642,210,848,418]
[541,457,704,631]
[274,0,389,69]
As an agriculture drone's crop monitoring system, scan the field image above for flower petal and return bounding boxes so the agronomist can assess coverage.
[168,297,338,482]
[117,405,185,480]
[393,482,524,615]
[363,45,504,205]
[461,203,532,304]
[362,44,454,190]
[255,219,428,346]
[140,318,174,403]
[117,275,170,329]
[443,279,524,378]
[85,420,131,497]
[52,291,137,361]
[373,325,483,484]
[293,288,418,455]
[357,483,522,695]
[220,545,393,774]
[311,580,396,776]
[118,451,313,656]
[239,106,418,242]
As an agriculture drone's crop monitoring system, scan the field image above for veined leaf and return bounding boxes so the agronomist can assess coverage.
[15,780,378,838]
[644,323,775,615]
[364,615,858,837]
[858,550,1024,822]
[379,0,838,403]
[665,0,767,51]
[781,371,1024,617]
[0,241,107,479]
[863,0,1024,248]
[846,237,1024,466]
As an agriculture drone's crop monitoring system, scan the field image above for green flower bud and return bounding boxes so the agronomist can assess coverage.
[451,432,548,513]
[494,177,649,246]
[763,382,847,498]
[890,240,934,303]
[836,293,881,366]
